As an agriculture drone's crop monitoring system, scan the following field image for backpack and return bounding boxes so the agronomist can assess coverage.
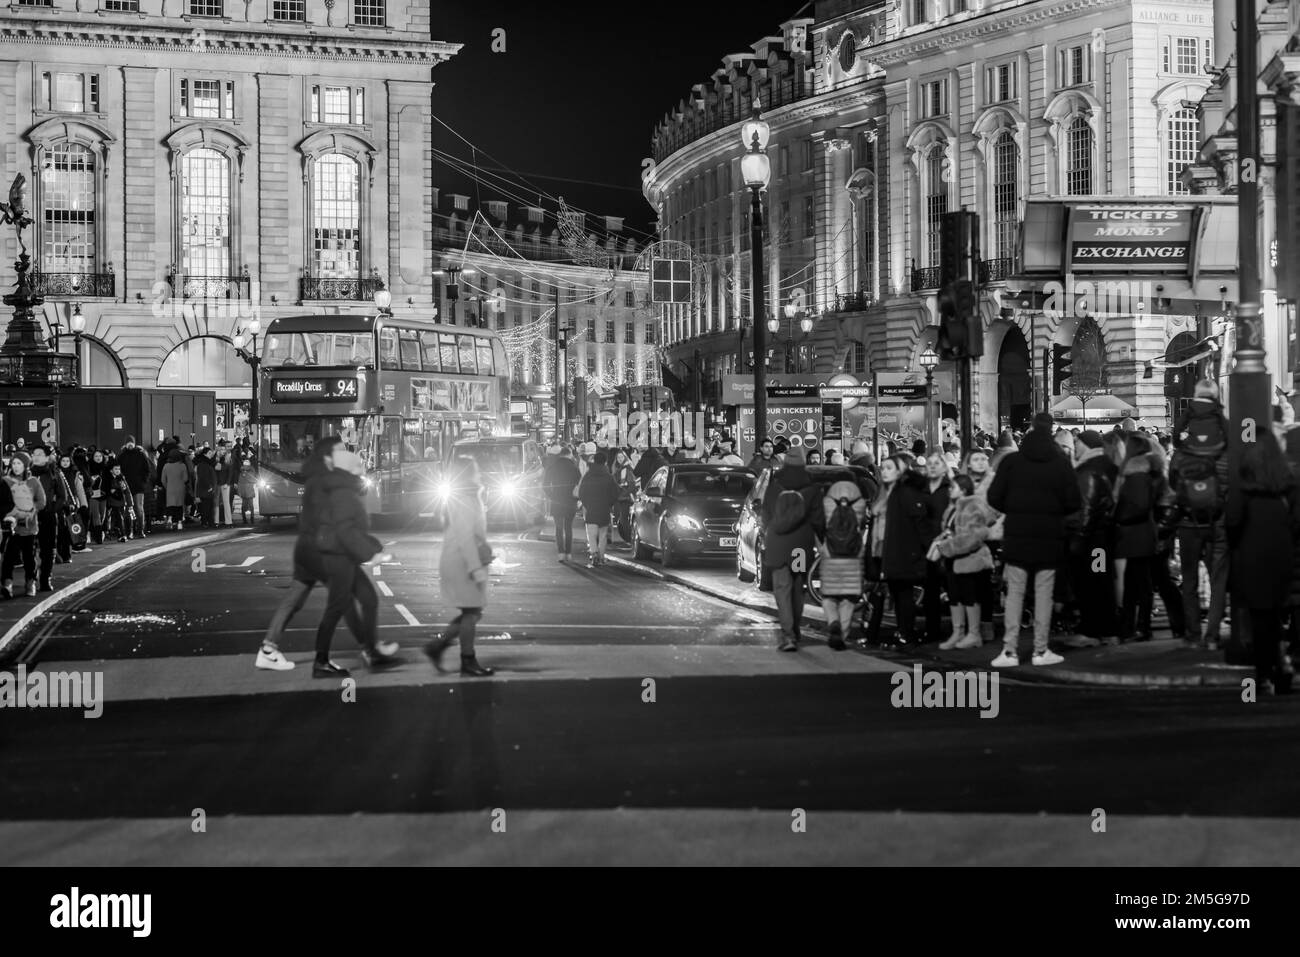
[1172,452,1222,520]
[825,497,862,557]
[1179,412,1227,457]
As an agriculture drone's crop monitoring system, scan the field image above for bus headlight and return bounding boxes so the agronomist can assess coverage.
[498,478,520,499]
[436,481,453,501]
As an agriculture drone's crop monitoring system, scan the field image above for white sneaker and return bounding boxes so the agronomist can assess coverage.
[255,647,295,671]
[1032,649,1065,666]
[953,634,983,649]
[373,640,400,657]
[939,633,965,650]
[991,650,1020,668]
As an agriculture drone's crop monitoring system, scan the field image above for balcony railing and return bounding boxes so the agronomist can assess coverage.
[979,258,1015,284]
[168,272,251,300]
[834,290,876,313]
[300,275,386,302]
[31,269,115,298]
[911,266,942,292]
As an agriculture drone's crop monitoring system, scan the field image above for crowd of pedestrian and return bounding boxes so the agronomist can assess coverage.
[738,378,1300,694]
[0,434,258,601]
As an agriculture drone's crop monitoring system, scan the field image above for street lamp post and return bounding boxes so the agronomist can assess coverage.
[920,346,939,449]
[741,102,771,446]
[556,324,569,442]
[231,313,263,442]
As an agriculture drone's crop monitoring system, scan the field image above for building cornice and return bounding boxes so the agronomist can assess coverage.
[867,0,1128,66]
[0,18,461,64]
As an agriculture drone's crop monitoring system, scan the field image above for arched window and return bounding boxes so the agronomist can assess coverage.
[312,154,361,280]
[1066,117,1093,195]
[157,336,251,390]
[992,131,1019,260]
[53,335,124,388]
[42,143,96,274]
[181,148,232,280]
[925,147,948,267]
[1166,107,1198,194]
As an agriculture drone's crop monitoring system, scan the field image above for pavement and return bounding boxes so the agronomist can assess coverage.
[587,540,1250,689]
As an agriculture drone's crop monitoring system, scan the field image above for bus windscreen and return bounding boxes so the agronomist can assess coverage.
[263,332,375,368]
[260,416,366,477]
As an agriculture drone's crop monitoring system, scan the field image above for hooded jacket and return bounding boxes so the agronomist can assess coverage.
[761,462,822,531]
[31,461,68,515]
[194,451,217,500]
[117,444,152,494]
[763,489,816,570]
[161,450,190,509]
[881,469,934,582]
[578,462,621,521]
[312,467,380,565]
[1068,447,1115,552]
[3,473,45,536]
[987,427,1082,569]
[543,454,582,507]
[1172,396,1228,452]
[1113,452,1170,559]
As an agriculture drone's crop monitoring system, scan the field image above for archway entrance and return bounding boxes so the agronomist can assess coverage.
[997,325,1031,432]
[1164,331,1199,424]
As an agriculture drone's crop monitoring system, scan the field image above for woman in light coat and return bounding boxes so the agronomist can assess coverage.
[160,449,190,530]
[935,473,994,649]
[426,456,494,677]
[2,455,46,598]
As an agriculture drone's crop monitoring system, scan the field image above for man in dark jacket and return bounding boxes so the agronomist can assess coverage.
[543,445,582,562]
[578,449,621,567]
[764,488,817,652]
[1067,430,1118,642]
[118,436,152,539]
[632,445,668,490]
[29,446,68,592]
[987,412,1082,667]
[761,447,822,531]
[1168,444,1230,651]
[748,439,778,474]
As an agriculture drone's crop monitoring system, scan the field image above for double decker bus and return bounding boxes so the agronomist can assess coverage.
[255,314,510,518]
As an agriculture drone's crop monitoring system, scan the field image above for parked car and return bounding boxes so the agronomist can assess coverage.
[630,464,755,568]
[442,436,547,529]
[735,464,877,592]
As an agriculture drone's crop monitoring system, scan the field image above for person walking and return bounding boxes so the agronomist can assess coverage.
[308,446,397,678]
[52,451,79,563]
[29,446,67,592]
[817,477,867,650]
[1068,430,1118,643]
[987,412,1081,667]
[1226,438,1300,695]
[58,452,88,556]
[103,461,133,542]
[1143,435,1187,641]
[161,449,189,531]
[215,442,234,527]
[86,449,108,545]
[2,456,45,598]
[543,445,581,562]
[117,436,152,539]
[425,456,496,677]
[935,473,994,649]
[1112,432,1166,642]
[765,488,817,652]
[578,449,621,568]
[194,449,217,528]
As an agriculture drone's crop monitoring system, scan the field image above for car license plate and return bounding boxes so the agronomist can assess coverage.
[719,536,737,547]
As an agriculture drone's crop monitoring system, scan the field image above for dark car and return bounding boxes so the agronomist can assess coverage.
[630,463,755,568]
[441,437,547,530]
[735,464,877,592]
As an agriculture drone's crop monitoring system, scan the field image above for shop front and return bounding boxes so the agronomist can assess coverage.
[1008,196,1239,428]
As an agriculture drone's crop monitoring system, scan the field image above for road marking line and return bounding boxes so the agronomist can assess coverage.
[42,622,778,639]
[372,565,381,577]
[0,529,252,659]
[393,604,421,626]
[376,581,394,597]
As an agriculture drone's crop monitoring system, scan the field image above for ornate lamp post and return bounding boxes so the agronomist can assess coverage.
[232,314,263,442]
[920,346,939,449]
[0,174,77,388]
[740,102,771,444]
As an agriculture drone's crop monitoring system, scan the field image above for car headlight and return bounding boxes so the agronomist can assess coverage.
[361,476,374,489]
[671,513,702,531]
[256,479,269,490]
[498,478,519,499]
[436,481,452,501]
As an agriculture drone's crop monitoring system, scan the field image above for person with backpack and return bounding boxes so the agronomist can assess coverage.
[2,455,45,598]
[1067,430,1119,643]
[1168,380,1231,650]
[1112,432,1173,642]
[765,488,817,652]
[818,478,867,650]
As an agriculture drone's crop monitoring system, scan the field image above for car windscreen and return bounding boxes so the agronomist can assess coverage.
[671,471,754,498]
[455,444,522,474]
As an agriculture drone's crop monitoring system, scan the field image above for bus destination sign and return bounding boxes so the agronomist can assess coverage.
[270,377,359,403]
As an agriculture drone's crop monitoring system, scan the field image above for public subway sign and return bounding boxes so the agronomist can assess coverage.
[270,377,359,403]
[1068,205,1195,271]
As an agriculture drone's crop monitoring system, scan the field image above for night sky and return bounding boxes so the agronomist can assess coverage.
[429,0,812,238]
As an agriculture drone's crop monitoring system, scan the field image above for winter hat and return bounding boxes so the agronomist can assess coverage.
[1077,430,1105,449]
[1032,412,1055,433]
[124,435,136,445]
[785,446,806,466]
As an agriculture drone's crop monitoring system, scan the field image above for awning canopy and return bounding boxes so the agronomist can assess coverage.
[1051,394,1136,414]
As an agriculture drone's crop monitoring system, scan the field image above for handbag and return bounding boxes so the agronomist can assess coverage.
[475,534,495,566]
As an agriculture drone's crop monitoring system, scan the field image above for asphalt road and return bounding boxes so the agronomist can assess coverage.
[1,519,1296,864]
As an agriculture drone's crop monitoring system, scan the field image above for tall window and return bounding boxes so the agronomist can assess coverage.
[849,340,868,374]
[1065,117,1093,195]
[188,0,223,15]
[312,155,360,279]
[926,148,948,267]
[41,72,98,113]
[605,320,616,344]
[912,0,926,24]
[921,79,948,118]
[270,0,304,20]
[986,63,1017,103]
[624,321,635,344]
[309,85,365,124]
[353,0,385,26]
[181,149,231,279]
[42,144,96,274]
[180,79,235,119]
[992,132,1019,259]
[1167,107,1199,194]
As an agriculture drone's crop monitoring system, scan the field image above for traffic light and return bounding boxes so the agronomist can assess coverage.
[939,211,979,288]
[1052,343,1073,394]
[937,279,979,360]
